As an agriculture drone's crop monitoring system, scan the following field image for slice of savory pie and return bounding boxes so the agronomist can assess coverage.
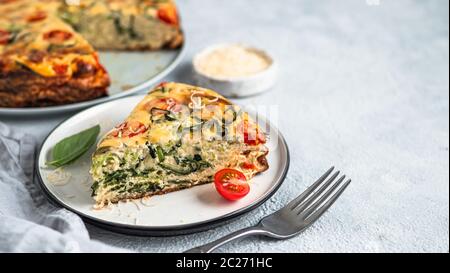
[0,0,110,107]
[90,82,269,207]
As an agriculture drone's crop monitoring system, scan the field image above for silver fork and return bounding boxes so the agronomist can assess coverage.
[185,167,351,253]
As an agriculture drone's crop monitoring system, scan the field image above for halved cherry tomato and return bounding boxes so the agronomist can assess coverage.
[157,4,179,25]
[239,119,266,145]
[27,10,47,22]
[0,30,11,45]
[110,121,148,138]
[214,169,250,201]
[43,30,73,44]
[144,97,182,113]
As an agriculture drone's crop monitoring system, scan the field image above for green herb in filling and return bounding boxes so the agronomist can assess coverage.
[156,146,165,162]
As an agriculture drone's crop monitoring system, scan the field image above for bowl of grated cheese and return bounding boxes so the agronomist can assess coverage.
[193,44,277,97]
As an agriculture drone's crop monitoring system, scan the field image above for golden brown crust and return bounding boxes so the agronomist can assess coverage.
[257,152,269,173]
[0,60,109,107]
[168,31,184,49]
[0,85,107,107]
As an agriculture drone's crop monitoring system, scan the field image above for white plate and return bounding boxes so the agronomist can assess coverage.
[36,95,290,236]
[0,46,185,116]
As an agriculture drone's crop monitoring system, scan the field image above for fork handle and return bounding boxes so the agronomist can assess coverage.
[184,226,267,253]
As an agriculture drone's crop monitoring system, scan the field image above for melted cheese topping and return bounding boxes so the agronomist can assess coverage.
[13,53,96,77]
[97,83,234,149]
[1,0,99,77]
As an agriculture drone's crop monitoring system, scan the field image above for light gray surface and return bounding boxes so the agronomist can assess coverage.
[1,0,448,252]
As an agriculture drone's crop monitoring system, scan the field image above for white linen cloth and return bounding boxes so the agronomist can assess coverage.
[0,122,127,253]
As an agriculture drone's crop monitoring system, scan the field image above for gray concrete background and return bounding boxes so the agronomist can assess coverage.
[1,0,448,252]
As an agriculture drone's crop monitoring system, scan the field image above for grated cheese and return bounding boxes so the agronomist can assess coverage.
[195,45,271,79]
[46,167,72,186]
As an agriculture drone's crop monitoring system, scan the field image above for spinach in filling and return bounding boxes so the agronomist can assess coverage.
[91,143,211,196]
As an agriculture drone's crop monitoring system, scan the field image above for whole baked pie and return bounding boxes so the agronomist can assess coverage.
[0,0,183,107]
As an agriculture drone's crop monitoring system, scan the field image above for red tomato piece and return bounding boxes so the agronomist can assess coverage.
[157,5,179,25]
[214,169,250,201]
[43,30,73,44]
[27,10,47,22]
[156,82,168,88]
[92,53,107,73]
[0,29,11,45]
[145,97,182,113]
[110,121,148,138]
[239,119,266,145]
[240,162,257,170]
[52,64,68,75]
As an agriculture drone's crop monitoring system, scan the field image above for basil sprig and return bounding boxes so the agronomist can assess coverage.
[47,125,100,167]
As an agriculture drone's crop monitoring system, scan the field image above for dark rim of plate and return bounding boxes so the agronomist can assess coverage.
[35,97,290,236]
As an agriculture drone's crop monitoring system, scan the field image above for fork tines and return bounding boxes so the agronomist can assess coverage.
[289,167,351,222]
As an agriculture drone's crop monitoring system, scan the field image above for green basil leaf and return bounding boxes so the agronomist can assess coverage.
[47,125,100,167]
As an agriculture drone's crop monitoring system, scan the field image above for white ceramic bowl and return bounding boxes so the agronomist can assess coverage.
[193,44,277,97]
